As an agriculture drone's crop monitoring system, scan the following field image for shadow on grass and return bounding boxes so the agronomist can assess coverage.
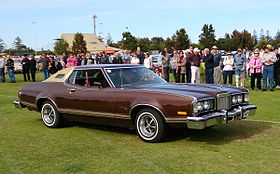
[165,120,271,144]
[46,118,272,144]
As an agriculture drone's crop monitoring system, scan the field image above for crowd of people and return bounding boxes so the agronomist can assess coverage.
[0,45,279,91]
[157,44,280,91]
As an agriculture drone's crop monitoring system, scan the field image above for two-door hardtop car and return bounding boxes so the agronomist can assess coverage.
[14,64,257,142]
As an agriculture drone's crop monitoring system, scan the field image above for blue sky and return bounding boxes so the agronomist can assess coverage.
[0,0,279,50]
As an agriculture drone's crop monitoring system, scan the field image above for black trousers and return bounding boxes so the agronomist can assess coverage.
[223,71,233,85]
[251,73,261,90]
[30,68,36,82]
[176,67,185,83]
[22,68,30,82]
[186,64,191,83]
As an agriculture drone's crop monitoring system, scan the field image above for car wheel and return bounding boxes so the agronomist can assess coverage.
[41,101,62,128]
[135,108,166,143]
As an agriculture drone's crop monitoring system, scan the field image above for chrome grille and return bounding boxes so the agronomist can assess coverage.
[217,94,231,110]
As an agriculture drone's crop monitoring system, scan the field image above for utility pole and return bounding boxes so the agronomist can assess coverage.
[93,14,97,35]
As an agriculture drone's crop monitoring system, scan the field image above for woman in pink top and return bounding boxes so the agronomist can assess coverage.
[66,54,78,67]
[249,50,263,90]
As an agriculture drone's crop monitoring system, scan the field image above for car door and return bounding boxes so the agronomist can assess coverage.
[58,68,116,118]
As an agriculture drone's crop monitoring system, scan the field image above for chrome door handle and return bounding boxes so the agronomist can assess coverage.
[69,88,76,93]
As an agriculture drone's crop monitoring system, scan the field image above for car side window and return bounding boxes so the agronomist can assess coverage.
[69,69,110,88]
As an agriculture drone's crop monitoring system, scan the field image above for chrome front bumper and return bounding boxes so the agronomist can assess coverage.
[13,100,25,109]
[186,105,257,130]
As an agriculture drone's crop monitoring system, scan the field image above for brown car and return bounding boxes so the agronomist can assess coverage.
[14,64,257,142]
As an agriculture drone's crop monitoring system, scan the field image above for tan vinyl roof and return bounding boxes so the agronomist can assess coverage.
[60,33,120,54]
[43,67,74,83]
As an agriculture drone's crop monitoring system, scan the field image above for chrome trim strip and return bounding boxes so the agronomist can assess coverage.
[129,104,166,121]
[165,117,187,123]
[21,101,36,108]
[60,109,130,120]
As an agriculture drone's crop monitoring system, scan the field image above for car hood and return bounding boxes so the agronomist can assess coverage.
[129,83,248,100]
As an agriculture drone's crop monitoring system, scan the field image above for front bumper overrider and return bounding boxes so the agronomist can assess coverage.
[186,105,257,129]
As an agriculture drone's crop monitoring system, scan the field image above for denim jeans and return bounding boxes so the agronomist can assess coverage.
[43,68,50,80]
[263,64,274,90]
[0,68,5,82]
[8,68,16,83]
[205,68,214,84]
[163,67,170,82]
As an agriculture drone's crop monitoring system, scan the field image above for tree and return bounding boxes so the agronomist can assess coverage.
[72,33,87,53]
[120,31,137,51]
[164,37,175,52]
[149,37,165,51]
[0,38,5,52]
[272,30,280,47]
[253,29,258,46]
[54,39,69,55]
[137,37,150,52]
[173,28,190,50]
[256,39,269,49]
[265,30,272,42]
[106,33,113,46]
[259,29,265,41]
[13,36,26,53]
[198,24,216,49]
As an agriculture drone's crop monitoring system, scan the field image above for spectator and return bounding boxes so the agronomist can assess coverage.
[190,48,201,83]
[234,48,246,87]
[29,56,37,82]
[5,55,16,83]
[39,55,50,80]
[57,58,64,71]
[262,44,277,91]
[62,52,68,67]
[99,52,110,64]
[21,55,31,82]
[162,48,170,82]
[66,54,78,67]
[212,46,222,84]
[49,57,57,74]
[131,53,140,64]
[136,47,144,64]
[79,53,88,66]
[273,47,280,89]
[223,52,234,85]
[176,50,186,83]
[170,51,178,82]
[112,53,123,64]
[143,52,153,69]
[249,50,262,90]
[203,48,214,84]
[185,48,192,83]
[0,56,5,82]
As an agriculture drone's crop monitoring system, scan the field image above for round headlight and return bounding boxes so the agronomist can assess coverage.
[244,94,249,102]
[197,102,203,111]
[203,101,210,110]
[232,96,237,104]
[237,95,243,103]
[192,102,198,114]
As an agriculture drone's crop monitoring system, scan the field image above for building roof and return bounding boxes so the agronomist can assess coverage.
[60,33,120,54]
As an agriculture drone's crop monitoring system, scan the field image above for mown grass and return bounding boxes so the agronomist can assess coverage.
[0,72,280,174]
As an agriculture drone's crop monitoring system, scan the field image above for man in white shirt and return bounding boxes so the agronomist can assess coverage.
[0,56,5,82]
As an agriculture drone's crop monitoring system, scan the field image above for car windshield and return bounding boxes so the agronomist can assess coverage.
[106,67,167,88]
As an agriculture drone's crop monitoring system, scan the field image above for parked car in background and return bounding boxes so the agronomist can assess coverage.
[13,58,23,73]
[14,64,257,143]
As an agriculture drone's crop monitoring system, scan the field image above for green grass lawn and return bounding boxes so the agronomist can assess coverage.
[0,72,280,173]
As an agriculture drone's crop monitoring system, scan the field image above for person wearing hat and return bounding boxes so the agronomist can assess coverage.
[212,46,222,84]
[222,52,234,85]
[189,48,202,83]
[249,50,263,90]
[234,48,246,87]
[262,44,277,91]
